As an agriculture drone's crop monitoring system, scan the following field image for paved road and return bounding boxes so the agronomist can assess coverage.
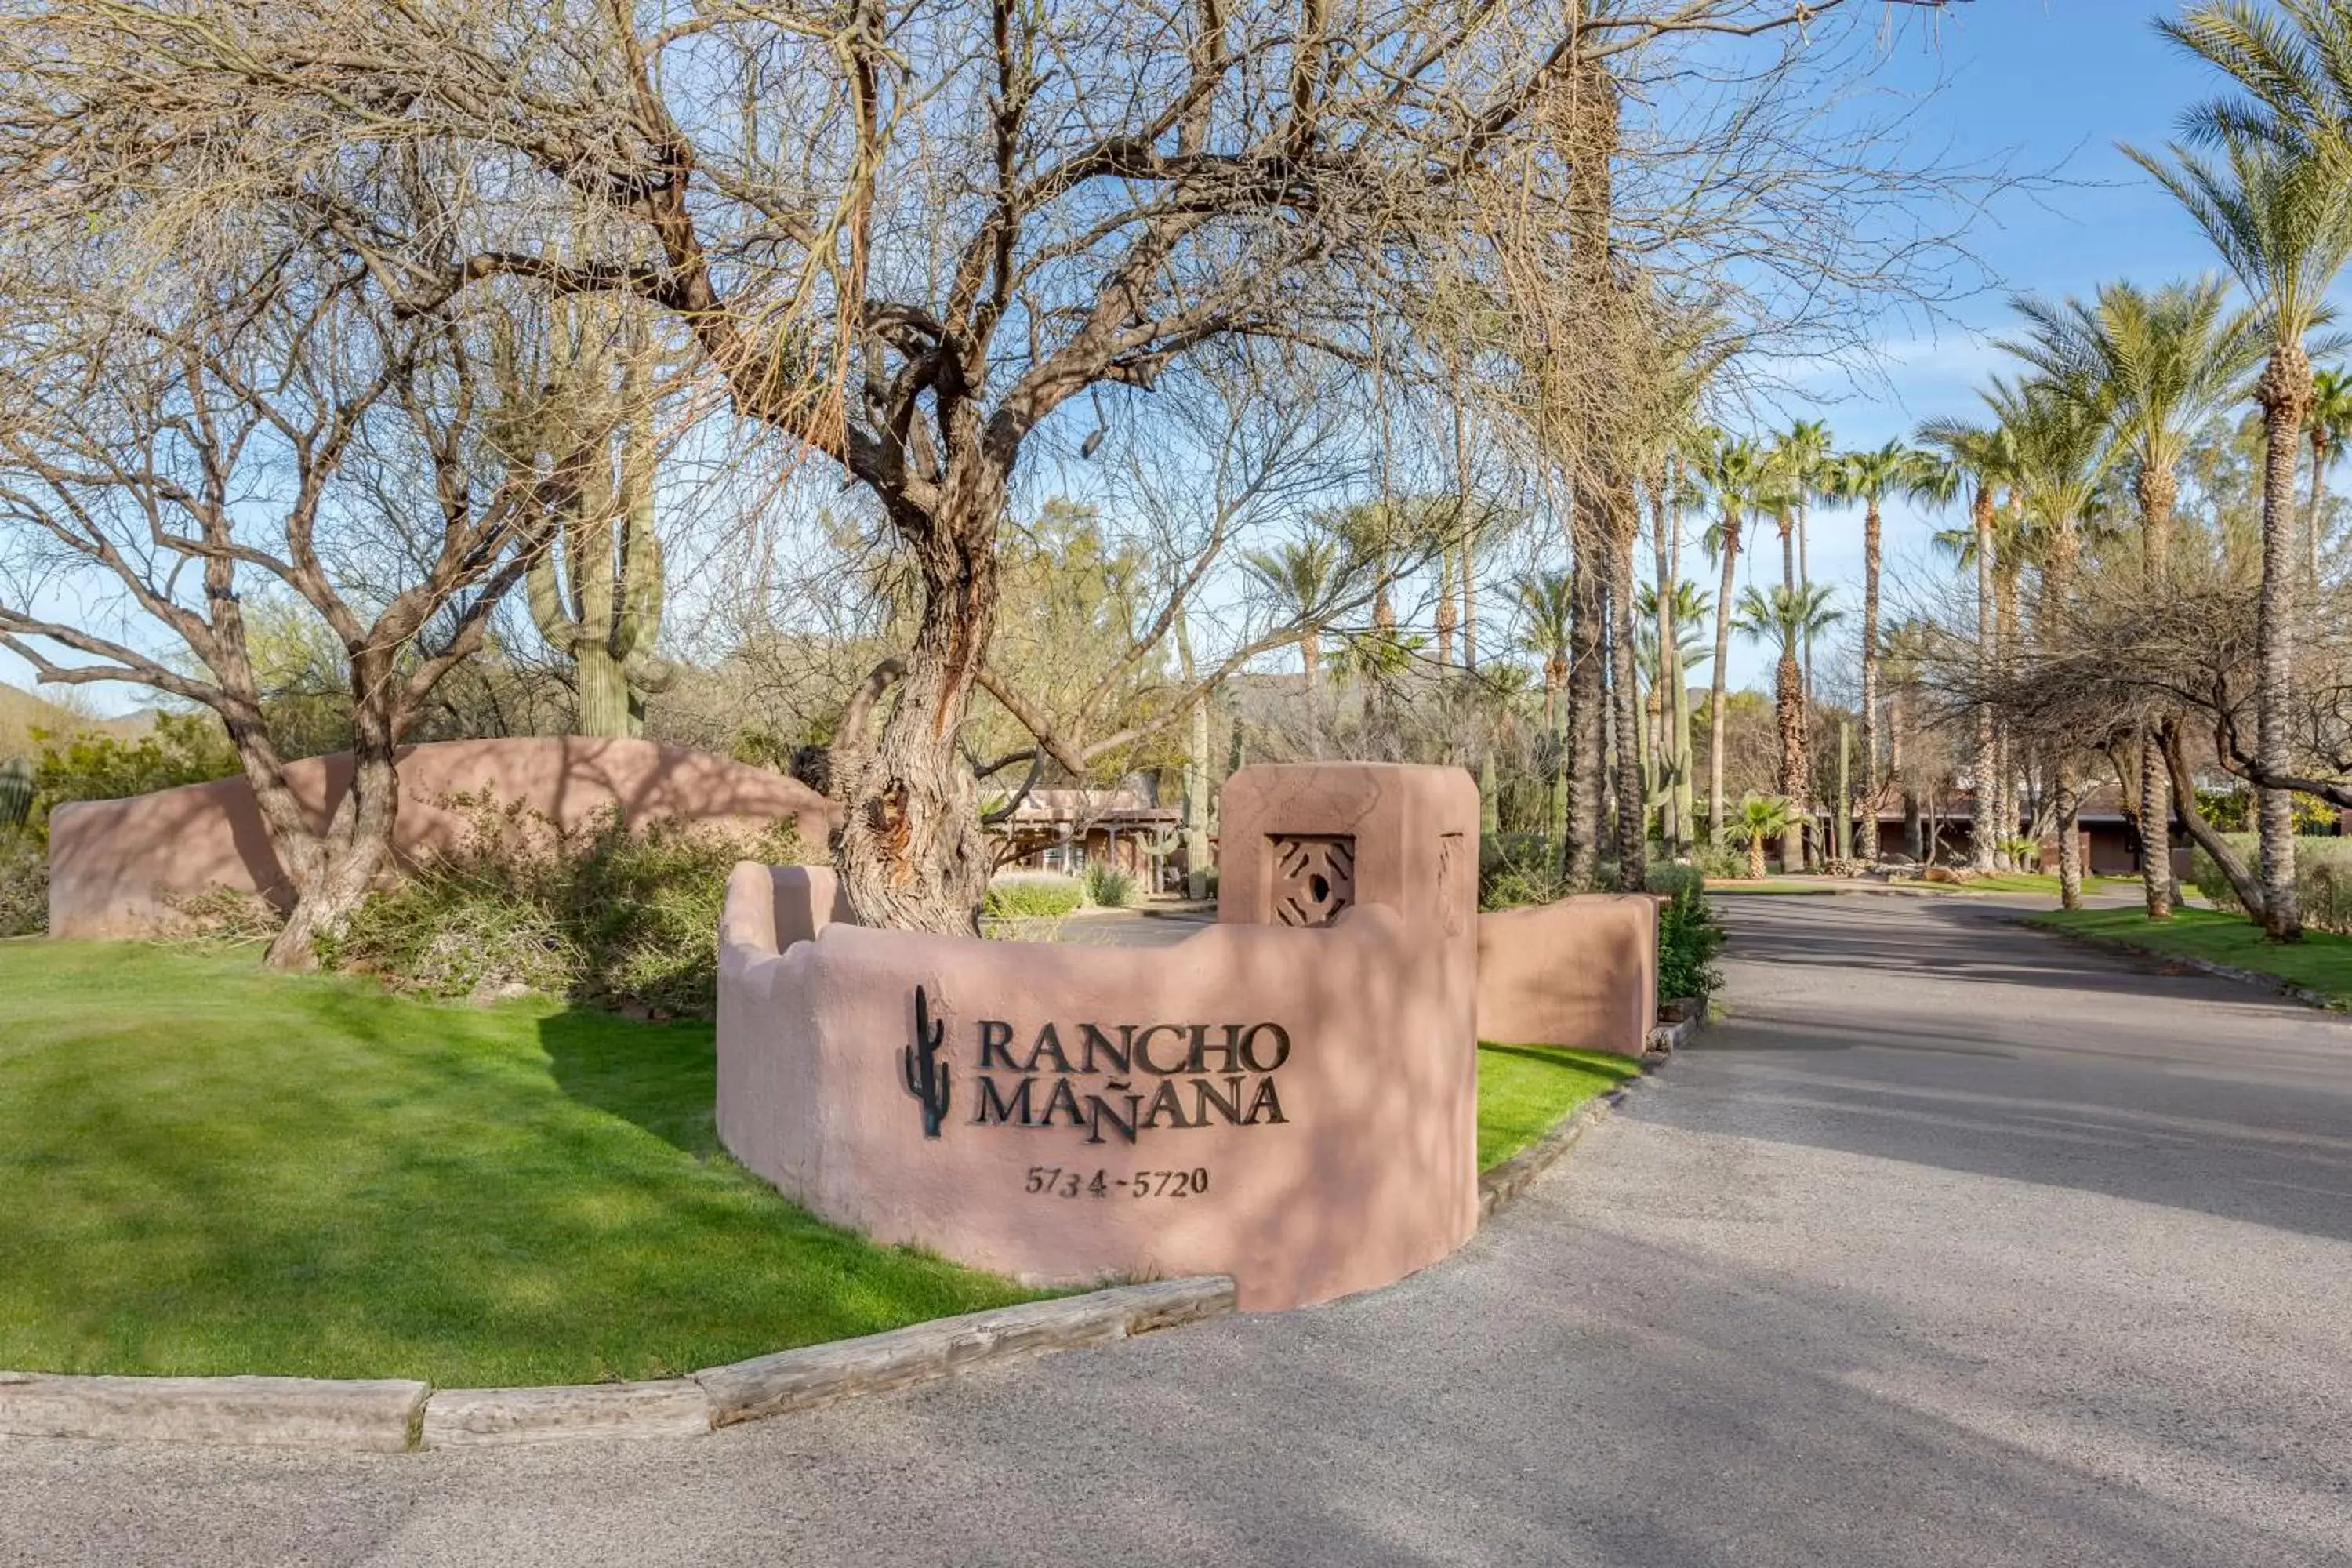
[9,894,2352,1567]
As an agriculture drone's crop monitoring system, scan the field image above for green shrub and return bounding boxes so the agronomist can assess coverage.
[319,795,801,1017]
[1686,840,1746,880]
[1479,833,1566,909]
[30,713,240,833]
[0,830,45,938]
[983,873,1085,920]
[2188,832,2352,935]
[1656,883,1725,1005]
[1082,862,1135,909]
[1643,861,1704,898]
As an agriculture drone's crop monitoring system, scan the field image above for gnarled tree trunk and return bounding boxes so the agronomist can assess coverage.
[833,448,1005,934]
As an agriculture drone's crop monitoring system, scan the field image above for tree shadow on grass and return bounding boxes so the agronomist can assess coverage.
[539,1006,723,1159]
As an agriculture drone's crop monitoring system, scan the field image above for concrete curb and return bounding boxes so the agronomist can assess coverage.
[2017,919,2345,1013]
[0,1276,1237,1454]
[1477,1011,1693,1225]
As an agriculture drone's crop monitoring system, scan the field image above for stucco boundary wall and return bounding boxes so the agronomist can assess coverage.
[1474,893,1659,1058]
[45,736,840,938]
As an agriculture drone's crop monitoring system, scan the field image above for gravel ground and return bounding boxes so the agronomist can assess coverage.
[6,891,2350,1568]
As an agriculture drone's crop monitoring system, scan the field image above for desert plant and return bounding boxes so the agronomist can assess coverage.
[320,796,801,1016]
[0,829,44,937]
[1082,862,1135,909]
[0,759,30,831]
[982,874,1087,920]
[1730,793,1795,880]
[1656,882,1726,1006]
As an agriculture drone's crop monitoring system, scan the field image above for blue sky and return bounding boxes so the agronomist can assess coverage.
[0,1,2251,715]
[1722,0,2230,688]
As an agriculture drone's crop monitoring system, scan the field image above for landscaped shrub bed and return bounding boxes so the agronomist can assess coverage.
[983,872,1086,919]
[318,795,804,1018]
[2189,833,2352,935]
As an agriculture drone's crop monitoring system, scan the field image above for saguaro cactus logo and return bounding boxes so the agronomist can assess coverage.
[901,985,952,1138]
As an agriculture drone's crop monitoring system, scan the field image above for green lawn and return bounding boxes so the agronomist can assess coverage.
[0,941,1638,1385]
[2028,906,2352,1005]
[0,941,1044,1386]
[1474,1044,1644,1170]
[1932,872,2140,896]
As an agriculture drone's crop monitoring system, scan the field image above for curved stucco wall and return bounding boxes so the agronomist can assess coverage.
[47,736,839,938]
[718,764,1485,1312]
[1474,895,1659,1058]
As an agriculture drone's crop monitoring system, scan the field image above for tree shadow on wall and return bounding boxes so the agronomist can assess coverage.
[539,1007,721,1160]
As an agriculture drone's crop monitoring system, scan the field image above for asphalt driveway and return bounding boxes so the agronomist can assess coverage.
[6,891,2350,1567]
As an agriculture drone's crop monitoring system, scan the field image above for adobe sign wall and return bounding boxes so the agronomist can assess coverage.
[717,764,1483,1312]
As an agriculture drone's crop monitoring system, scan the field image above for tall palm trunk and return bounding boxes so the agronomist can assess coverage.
[2254,347,2310,940]
[1994,558,2021,869]
[2309,425,2331,594]
[1609,503,1646,892]
[1859,495,1884,828]
[1970,484,1998,873]
[2137,465,2176,919]
[2048,519,2082,910]
[1775,648,1809,871]
[1650,468,1680,852]
[1563,541,1607,887]
[1707,507,1742,847]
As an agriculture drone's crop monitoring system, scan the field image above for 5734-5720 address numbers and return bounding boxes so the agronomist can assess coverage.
[1023,1167,1210,1199]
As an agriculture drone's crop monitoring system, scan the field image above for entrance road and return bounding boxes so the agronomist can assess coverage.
[6,892,2351,1566]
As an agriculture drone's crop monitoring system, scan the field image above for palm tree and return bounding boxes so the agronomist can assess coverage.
[1915,417,2019,873]
[1243,537,1348,711]
[1772,419,1836,693]
[1512,569,1576,734]
[1824,441,1929,830]
[2001,275,2259,917]
[1732,793,1795,880]
[2307,365,2352,587]
[1985,378,2114,908]
[1735,583,1842,872]
[1690,433,1765,845]
[2128,129,2352,940]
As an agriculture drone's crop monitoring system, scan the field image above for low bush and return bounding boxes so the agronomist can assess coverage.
[29,713,240,834]
[1082,861,1135,909]
[1686,840,1748,881]
[1656,882,1726,1005]
[1479,833,1567,909]
[1643,861,1704,899]
[983,873,1086,920]
[318,794,802,1017]
[2190,832,2352,935]
[0,830,45,938]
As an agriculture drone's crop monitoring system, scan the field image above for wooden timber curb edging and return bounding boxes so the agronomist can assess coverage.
[0,1007,1701,1455]
[0,1277,1236,1455]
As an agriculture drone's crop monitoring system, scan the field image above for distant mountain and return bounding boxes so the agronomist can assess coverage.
[0,681,150,760]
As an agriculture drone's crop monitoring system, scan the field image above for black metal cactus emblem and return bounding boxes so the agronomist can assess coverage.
[901,985,951,1138]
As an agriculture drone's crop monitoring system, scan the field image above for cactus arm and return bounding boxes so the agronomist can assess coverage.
[524,528,580,653]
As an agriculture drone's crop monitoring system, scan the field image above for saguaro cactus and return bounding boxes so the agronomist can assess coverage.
[526,379,676,738]
[503,304,677,739]
[900,985,952,1138]
[0,757,31,830]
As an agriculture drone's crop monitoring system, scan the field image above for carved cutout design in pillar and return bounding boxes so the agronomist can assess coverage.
[1271,834,1356,927]
[1438,832,1466,937]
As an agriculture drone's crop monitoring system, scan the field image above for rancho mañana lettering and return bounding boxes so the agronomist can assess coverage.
[970,1019,1290,1145]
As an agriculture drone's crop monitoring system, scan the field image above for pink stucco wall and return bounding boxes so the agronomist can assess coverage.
[718,763,1483,1312]
[47,736,838,938]
[1474,895,1660,1058]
